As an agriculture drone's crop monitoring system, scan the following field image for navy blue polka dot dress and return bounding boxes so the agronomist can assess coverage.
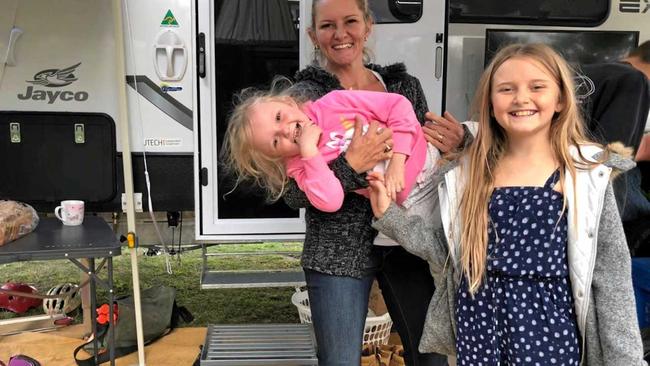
[456,170,581,365]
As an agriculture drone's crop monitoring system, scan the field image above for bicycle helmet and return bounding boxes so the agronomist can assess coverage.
[0,282,42,314]
[43,283,81,315]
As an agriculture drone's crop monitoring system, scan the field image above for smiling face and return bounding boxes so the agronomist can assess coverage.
[309,0,371,70]
[248,99,310,159]
[490,56,564,139]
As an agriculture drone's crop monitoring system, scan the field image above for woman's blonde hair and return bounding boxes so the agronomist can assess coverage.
[460,43,597,294]
[221,85,299,202]
[310,0,374,66]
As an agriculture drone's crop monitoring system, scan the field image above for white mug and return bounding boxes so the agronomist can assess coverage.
[54,200,85,226]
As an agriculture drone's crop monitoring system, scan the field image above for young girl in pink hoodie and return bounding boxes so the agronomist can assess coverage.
[222,88,439,214]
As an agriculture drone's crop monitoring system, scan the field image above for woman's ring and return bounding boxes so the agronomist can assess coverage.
[438,133,444,141]
[384,143,392,153]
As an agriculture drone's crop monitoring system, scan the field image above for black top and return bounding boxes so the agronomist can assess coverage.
[578,62,650,151]
[0,216,120,264]
[285,63,429,278]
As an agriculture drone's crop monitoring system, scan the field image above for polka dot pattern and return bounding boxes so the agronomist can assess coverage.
[455,170,580,365]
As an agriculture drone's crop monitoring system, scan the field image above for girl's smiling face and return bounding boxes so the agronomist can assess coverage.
[248,100,310,159]
[490,56,564,139]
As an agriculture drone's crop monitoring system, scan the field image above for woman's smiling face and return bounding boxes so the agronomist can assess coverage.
[309,0,371,69]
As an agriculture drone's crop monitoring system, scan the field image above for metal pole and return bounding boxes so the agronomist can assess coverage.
[111,0,146,364]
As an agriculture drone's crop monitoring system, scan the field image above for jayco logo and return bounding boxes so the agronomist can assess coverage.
[619,0,650,13]
[17,62,89,104]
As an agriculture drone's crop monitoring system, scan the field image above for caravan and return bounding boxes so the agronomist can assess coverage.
[0,0,648,244]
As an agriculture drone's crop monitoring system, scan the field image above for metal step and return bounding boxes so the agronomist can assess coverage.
[201,270,306,289]
[204,251,300,257]
[201,324,318,365]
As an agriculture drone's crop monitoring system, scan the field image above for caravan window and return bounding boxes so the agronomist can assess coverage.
[449,0,609,26]
[370,0,422,23]
[213,0,300,220]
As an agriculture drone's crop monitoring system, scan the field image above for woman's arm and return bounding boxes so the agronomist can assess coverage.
[591,183,646,364]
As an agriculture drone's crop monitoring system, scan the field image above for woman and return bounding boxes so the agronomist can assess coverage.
[284,0,463,364]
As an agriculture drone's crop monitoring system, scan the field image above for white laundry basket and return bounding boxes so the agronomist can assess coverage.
[291,289,393,346]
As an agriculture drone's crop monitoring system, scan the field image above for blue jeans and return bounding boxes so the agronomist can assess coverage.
[305,269,374,366]
[305,246,447,366]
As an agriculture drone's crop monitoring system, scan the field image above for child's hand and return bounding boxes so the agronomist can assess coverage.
[367,172,390,218]
[385,153,406,201]
[298,121,322,158]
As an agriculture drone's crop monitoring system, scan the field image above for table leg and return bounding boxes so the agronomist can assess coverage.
[80,258,92,335]
[89,258,98,365]
[108,257,115,366]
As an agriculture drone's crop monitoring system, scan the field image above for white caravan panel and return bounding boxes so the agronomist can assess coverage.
[0,1,119,124]
[123,0,194,153]
[0,0,194,154]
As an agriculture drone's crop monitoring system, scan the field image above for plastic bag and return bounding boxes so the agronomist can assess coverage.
[0,200,39,246]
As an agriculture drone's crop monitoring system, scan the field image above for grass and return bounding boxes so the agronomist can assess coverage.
[0,243,304,326]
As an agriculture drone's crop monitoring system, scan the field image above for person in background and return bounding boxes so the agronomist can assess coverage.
[369,43,647,366]
[623,40,650,162]
[280,0,464,364]
[577,41,650,253]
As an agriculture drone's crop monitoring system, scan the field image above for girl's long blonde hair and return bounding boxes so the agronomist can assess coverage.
[460,43,597,294]
[221,85,300,202]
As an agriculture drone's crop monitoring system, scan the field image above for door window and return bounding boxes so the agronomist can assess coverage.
[214,0,300,220]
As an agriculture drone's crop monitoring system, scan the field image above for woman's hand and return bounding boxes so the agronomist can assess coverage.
[367,172,391,218]
[345,116,393,173]
[423,111,464,153]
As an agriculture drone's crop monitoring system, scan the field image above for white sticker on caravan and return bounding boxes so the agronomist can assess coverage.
[143,138,182,147]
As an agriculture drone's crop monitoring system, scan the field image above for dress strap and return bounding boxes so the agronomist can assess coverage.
[543,169,561,189]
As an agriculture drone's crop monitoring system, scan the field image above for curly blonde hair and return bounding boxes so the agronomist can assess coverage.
[221,87,299,202]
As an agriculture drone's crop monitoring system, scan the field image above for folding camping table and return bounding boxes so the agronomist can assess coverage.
[0,216,120,365]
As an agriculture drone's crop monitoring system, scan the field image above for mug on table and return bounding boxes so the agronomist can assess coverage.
[54,200,84,226]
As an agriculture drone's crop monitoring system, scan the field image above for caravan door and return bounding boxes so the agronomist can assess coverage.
[195,0,304,241]
[195,0,447,241]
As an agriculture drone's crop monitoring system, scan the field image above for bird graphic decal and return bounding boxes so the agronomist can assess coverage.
[27,62,81,87]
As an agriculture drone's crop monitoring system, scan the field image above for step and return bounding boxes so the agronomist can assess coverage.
[200,324,318,365]
[201,270,306,289]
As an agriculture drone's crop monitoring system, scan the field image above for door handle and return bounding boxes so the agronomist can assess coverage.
[197,33,206,78]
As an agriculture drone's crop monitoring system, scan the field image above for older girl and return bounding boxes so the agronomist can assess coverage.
[369,43,646,365]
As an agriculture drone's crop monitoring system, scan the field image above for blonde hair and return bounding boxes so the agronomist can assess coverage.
[310,0,374,66]
[460,43,598,294]
[221,86,299,202]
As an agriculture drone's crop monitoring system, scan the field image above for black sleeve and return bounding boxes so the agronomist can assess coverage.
[581,63,650,151]
[401,74,430,125]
